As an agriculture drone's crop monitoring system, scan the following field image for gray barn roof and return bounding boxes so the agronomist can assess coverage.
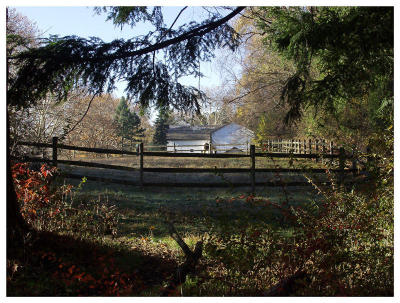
[167,125,223,140]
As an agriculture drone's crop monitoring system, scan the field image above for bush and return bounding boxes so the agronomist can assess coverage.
[199,157,393,296]
[11,162,121,240]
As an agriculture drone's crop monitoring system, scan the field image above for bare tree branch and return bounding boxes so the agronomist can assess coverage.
[63,93,99,136]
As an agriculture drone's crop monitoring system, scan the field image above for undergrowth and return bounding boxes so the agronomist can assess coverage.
[7,140,394,297]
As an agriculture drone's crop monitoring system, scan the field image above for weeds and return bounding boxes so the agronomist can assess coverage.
[8,140,393,296]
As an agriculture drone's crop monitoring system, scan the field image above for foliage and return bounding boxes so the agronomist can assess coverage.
[114,96,145,147]
[217,8,300,139]
[7,233,157,296]
[255,7,393,125]
[8,7,245,112]
[36,249,135,296]
[198,173,393,296]
[11,163,120,240]
[12,163,59,223]
[6,8,39,77]
[64,93,121,151]
[152,107,170,146]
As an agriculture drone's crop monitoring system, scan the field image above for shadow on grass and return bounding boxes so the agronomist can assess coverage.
[7,230,178,296]
[64,178,322,240]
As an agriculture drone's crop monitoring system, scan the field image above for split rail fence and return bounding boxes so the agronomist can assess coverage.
[13,137,361,192]
[142,138,336,154]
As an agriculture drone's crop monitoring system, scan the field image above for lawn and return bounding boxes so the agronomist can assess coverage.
[8,165,393,296]
[8,174,322,296]
[59,178,323,296]
[68,179,321,242]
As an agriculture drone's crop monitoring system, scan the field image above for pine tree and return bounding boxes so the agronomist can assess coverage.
[152,108,169,149]
[114,96,144,149]
[6,6,244,241]
[255,7,393,125]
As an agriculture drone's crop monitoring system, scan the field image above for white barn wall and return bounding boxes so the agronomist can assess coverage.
[211,123,254,152]
[167,140,210,153]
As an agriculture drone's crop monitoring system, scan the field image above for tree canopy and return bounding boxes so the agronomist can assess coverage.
[152,107,170,146]
[255,7,393,125]
[7,6,245,113]
[114,96,144,144]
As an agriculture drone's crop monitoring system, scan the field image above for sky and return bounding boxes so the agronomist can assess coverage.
[12,6,233,99]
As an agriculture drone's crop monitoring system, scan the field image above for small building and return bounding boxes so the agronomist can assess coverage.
[166,123,254,153]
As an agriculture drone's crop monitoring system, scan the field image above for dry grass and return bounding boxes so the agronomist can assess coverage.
[59,152,330,169]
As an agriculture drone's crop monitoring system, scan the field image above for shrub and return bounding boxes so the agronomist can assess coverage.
[11,162,121,240]
[200,165,393,295]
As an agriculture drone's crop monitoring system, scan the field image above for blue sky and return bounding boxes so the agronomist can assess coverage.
[12,6,231,99]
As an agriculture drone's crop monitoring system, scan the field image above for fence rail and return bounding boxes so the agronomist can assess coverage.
[145,139,336,154]
[14,137,360,191]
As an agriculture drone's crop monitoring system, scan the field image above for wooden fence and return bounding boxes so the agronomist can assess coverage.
[13,137,360,192]
[259,139,335,154]
[142,138,335,154]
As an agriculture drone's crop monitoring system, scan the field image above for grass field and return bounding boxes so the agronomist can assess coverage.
[61,178,324,295]
[10,163,391,296]
[9,155,341,296]
[59,152,337,169]
[66,178,321,249]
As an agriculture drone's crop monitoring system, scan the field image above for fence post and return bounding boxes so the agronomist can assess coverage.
[322,139,326,164]
[52,137,58,167]
[308,139,312,155]
[174,142,176,153]
[338,147,345,186]
[315,139,319,162]
[139,142,144,187]
[303,139,306,154]
[250,145,255,193]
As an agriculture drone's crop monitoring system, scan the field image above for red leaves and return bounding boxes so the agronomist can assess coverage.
[11,162,66,222]
[37,249,135,296]
[68,265,76,275]
[245,195,254,203]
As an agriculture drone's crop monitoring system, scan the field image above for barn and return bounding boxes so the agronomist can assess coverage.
[166,123,254,153]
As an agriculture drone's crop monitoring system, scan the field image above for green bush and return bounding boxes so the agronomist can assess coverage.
[197,139,394,296]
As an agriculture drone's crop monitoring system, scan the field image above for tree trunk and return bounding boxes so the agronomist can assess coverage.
[6,18,31,249]
[7,112,31,249]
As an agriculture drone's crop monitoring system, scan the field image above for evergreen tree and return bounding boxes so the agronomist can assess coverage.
[6,5,245,243]
[8,7,245,111]
[152,108,169,147]
[255,7,393,126]
[114,96,144,149]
